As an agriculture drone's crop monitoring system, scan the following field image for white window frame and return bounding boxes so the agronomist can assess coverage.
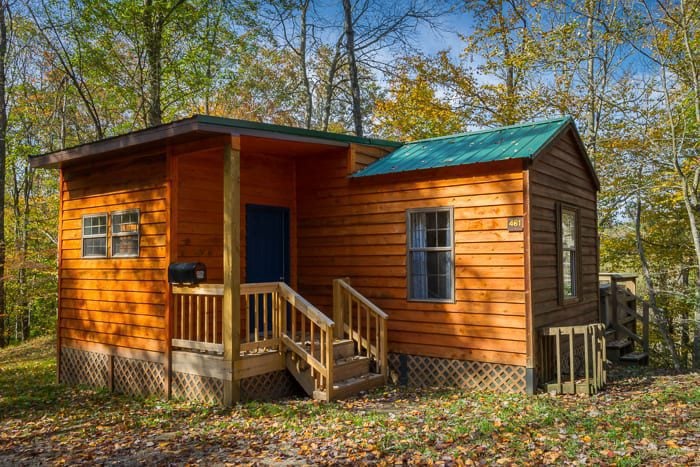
[558,203,580,303]
[406,207,455,303]
[111,209,140,258]
[81,213,108,258]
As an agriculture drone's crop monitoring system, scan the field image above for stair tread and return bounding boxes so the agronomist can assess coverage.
[333,372,384,389]
[620,351,648,361]
[606,338,632,348]
[335,355,370,366]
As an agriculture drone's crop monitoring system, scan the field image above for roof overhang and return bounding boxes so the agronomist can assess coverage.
[30,115,401,169]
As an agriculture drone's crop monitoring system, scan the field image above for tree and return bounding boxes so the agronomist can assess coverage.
[0,0,7,346]
[637,0,700,367]
[374,55,464,140]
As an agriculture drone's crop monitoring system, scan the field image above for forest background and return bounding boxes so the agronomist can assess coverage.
[0,0,697,369]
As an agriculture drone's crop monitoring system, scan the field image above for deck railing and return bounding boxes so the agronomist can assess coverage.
[240,282,282,353]
[172,284,224,353]
[333,278,388,380]
[171,281,336,396]
[539,323,607,395]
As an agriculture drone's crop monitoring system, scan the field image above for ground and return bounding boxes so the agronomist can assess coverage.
[1,337,698,466]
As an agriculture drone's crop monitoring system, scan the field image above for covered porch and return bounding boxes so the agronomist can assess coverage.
[165,135,390,403]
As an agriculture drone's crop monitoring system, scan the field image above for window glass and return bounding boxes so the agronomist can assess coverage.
[112,210,140,257]
[82,214,108,258]
[408,208,454,301]
[560,207,578,299]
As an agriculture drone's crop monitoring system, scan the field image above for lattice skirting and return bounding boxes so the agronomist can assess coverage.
[60,347,109,388]
[388,353,527,393]
[172,371,225,404]
[113,356,165,398]
[60,347,165,397]
[241,370,302,401]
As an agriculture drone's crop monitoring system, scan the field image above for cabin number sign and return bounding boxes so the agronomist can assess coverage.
[507,216,524,232]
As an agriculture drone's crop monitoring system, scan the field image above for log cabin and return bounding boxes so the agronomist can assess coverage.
[30,115,605,403]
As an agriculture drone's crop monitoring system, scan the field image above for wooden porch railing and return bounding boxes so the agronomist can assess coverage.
[539,323,607,395]
[240,282,282,353]
[332,278,389,381]
[279,282,336,398]
[171,281,337,398]
[172,284,224,353]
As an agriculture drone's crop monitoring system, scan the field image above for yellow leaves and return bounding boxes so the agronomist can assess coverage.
[581,434,592,443]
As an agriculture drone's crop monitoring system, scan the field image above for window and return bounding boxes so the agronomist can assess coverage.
[559,205,579,301]
[82,214,108,257]
[111,210,140,257]
[407,208,454,301]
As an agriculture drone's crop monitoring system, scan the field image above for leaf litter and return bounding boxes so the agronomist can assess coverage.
[0,337,698,465]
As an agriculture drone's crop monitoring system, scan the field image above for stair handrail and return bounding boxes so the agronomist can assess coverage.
[333,278,388,382]
[277,282,335,398]
[601,275,650,354]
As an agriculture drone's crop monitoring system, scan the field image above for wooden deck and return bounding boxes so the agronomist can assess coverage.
[170,279,388,401]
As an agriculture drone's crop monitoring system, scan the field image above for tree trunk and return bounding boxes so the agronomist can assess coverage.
[0,1,8,348]
[636,194,681,369]
[144,0,163,127]
[322,36,343,132]
[342,0,363,137]
[20,167,32,341]
[584,0,598,164]
[299,0,312,129]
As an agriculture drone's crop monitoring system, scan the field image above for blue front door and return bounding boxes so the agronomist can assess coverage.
[245,204,290,334]
[246,204,290,283]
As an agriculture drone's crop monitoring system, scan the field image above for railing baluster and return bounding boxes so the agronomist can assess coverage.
[375,314,379,365]
[584,325,590,394]
[310,323,315,360]
[244,294,250,344]
[254,293,260,342]
[357,300,362,353]
[213,296,218,344]
[263,292,268,342]
[365,305,370,357]
[301,314,307,344]
[555,328,561,390]
[204,296,209,343]
[196,295,201,342]
[347,294,352,341]
[188,295,192,341]
[568,327,575,390]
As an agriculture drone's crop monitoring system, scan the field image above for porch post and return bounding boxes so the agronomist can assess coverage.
[223,135,241,405]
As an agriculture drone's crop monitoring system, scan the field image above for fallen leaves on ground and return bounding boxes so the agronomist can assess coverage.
[1,337,698,465]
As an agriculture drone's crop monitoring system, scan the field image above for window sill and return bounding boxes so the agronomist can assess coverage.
[407,297,456,304]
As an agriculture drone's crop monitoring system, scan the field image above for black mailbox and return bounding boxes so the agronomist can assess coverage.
[168,262,206,285]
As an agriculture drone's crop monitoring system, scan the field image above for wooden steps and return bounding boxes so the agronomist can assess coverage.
[286,338,383,401]
[606,338,633,363]
[620,351,649,366]
[315,373,385,401]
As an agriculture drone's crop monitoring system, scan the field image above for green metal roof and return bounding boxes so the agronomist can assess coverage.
[352,116,574,177]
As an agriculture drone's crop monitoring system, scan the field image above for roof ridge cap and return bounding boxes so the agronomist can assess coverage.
[406,116,572,145]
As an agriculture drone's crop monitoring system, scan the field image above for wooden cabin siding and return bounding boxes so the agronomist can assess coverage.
[349,143,393,173]
[297,155,528,366]
[529,129,599,329]
[59,152,168,354]
[173,139,297,286]
[175,142,225,282]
